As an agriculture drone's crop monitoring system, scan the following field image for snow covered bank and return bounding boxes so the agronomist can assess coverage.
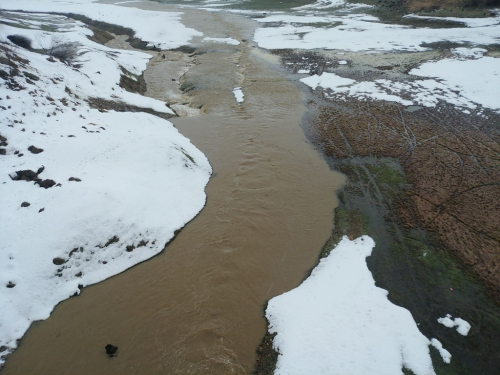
[0,11,210,365]
[266,236,440,375]
[2,0,202,49]
[409,55,500,112]
[299,48,500,113]
[254,11,500,51]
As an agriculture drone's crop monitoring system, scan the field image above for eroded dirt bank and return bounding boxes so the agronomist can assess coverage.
[1,4,343,375]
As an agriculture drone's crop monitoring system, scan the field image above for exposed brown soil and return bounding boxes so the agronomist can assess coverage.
[253,321,278,375]
[87,97,175,120]
[405,0,500,12]
[308,98,500,303]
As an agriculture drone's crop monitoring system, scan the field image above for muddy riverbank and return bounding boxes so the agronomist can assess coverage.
[1,4,343,374]
[267,45,500,374]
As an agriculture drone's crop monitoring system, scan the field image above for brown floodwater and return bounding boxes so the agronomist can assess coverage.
[2,3,344,374]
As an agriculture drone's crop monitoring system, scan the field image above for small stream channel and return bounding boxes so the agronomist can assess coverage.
[1,3,344,374]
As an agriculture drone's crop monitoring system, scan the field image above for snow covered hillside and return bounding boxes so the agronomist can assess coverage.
[0,6,210,365]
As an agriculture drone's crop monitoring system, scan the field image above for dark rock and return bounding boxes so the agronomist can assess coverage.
[104,236,119,247]
[0,346,8,353]
[38,179,56,189]
[52,257,66,265]
[17,153,24,157]
[75,272,82,277]
[37,165,45,175]
[11,169,37,181]
[38,208,45,213]
[23,71,39,81]
[68,177,81,182]
[0,148,6,155]
[105,344,118,357]
[46,96,54,102]
[28,145,44,154]
[6,281,15,288]
[0,134,8,147]
[21,202,30,207]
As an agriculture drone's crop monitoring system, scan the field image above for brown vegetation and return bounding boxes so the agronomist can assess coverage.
[307,100,500,301]
[406,0,500,12]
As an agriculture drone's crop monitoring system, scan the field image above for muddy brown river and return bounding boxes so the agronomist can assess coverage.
[2,3,343,374]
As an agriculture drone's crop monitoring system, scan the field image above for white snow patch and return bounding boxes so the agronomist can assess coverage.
[300,72,355,88]
[2,0,202,50]
[300,73,413,106]
[267,236,437,375]
[293,0,346,10]
[410,55,500,112]
[452,47,487,58]
[254,12,500,52]
[430,339,452,364]
[297,69,310,74]
[300,58,499,111]
[338,60,348,65]
[202,37,240,45]
[437,314,471,336]
[232,87,244,103]
[403,13,500,28]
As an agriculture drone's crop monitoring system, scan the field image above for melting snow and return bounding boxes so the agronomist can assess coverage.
[409,55,500,112]
[430,339,452,364]
[232,87,244,103]
[254,12,500,51]
[2,0,202,49]
[437,314,471,336]
[300,52,500,113]
[203,37,240,45]
[267,236,438,375]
